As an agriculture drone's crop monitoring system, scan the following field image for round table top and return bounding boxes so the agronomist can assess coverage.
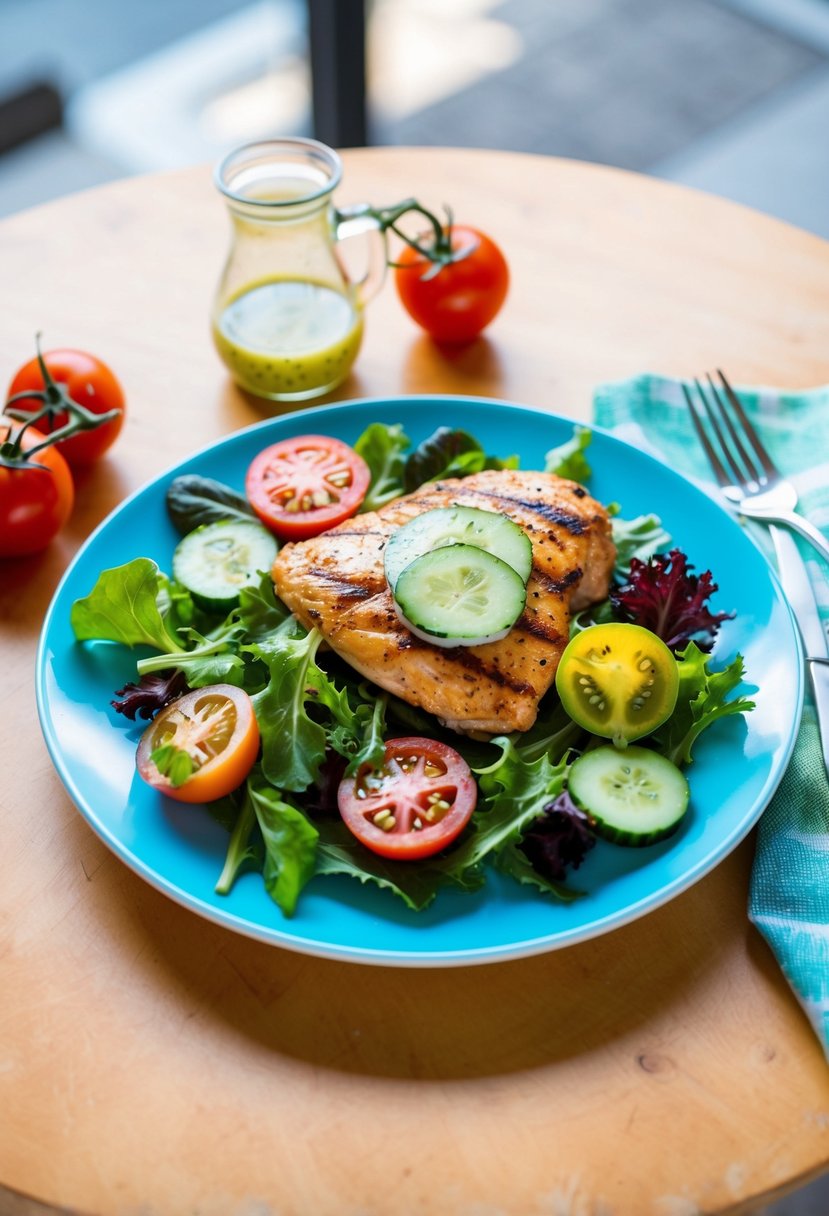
[1,147,828,1216]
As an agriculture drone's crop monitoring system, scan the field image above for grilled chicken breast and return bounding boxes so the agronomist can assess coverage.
[273,470,615,735]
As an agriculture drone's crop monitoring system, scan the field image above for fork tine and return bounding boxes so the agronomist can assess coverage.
[704,373,761,486]
[681,382,730,487]
[716,369,779,479]
[693,377,750,487]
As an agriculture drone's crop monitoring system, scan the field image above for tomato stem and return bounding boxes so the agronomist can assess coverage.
[338,197,475,274]
[1,333,124,469]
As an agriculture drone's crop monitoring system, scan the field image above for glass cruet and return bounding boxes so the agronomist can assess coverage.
[211,137,386,404]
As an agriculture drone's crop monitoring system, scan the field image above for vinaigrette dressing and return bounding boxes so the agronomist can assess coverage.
[212,278,364,401]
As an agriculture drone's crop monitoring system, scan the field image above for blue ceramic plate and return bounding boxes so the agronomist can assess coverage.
[36,396,802,966]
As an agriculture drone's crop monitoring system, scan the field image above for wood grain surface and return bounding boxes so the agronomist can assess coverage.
[1,148,828,1216]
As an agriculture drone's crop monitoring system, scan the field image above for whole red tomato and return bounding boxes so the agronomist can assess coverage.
[8,348,125,465]
[394,225,509,343]
[0,421,75,557]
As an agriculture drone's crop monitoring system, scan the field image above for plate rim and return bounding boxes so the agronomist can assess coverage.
[35,393,805,966]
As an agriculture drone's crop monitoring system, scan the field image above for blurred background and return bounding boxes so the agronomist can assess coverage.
[1,0,828,238]
[0,1,827,1210]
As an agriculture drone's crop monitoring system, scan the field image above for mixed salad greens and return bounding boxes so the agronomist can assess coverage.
[69,421,755,917]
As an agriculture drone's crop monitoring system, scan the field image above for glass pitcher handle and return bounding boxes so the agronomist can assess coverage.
[334,204,387,306]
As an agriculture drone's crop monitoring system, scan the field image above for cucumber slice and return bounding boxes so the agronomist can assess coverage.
[172,519,278,611]
[568,746,690,847]
[393,543,527,647]
[385,506,533,590]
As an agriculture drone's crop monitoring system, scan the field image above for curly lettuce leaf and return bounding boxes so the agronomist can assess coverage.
[495,839,584,902]
[237,570,293,639]
[514,791,595,884]
[544,425,592,482]
[249,630,328,792]
[354,421,410,511]
[435,739,570,890]
[652,642,755,766]
[611,548,733,652]
[314,820,458,911]
[111,669,189,720]
[344,693,388,776]
[71,558,182,653]
[249,628,362,793]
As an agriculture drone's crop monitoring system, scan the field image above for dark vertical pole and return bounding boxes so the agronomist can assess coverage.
[0,83,62,155]
[307,0,368,147]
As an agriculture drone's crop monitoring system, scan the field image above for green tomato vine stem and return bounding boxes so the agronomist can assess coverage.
[0,333,122,471]
[336,198,479,279]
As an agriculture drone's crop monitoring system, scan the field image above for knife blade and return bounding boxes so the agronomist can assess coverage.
[771,524,829,778]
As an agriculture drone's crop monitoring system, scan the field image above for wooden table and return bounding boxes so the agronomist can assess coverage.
[1,149,828,1216]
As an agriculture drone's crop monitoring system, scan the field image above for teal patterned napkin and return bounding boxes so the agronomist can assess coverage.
[593,374,829,1058]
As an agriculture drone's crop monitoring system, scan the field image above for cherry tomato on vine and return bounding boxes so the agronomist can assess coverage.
[8,348,125,465]
[246,434,370,541]
[136,685,260,804]
[0,421,75,558]
[394,225,509,343]
[337,736,477,860]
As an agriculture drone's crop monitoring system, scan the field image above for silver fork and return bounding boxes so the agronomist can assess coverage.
[682,371,829,565]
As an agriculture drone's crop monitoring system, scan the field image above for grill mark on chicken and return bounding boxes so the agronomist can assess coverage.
[512,614,564,644]
[395,633,536,695]
[530,564,583,595]
[306,567,384,599]
[455,486,587,533]
[325,527,384,538]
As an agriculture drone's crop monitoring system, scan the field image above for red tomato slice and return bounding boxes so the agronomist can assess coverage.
[245,434,370,541]
[337,736,477,860]
[136,684,259,804]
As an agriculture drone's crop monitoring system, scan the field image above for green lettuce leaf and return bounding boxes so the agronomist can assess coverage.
[652,643,755,766]
[544,426,592,482]
[214,792,260,895]
[611,513,672,580]
[354,421,410,511]
[70,558,182,653]
[314,820,458,911]
[165,473,256,535]
[249,630,329,792]
[506,696,585,764]
[404,426,518,491]
[248,628,364,793]
[344,693,388,776]
[247,780,319,917]
[494,840,582,902]
[436,738,569,885]
[237,570,292,639]
[136,622,246,686]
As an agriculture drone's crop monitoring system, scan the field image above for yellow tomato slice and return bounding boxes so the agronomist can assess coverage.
[136,684,259,803]
[555,623,679,747]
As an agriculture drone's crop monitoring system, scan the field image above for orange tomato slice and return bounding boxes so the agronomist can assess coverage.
[136,684,259,804]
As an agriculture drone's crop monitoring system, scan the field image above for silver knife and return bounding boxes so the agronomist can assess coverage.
[771,524,829,777]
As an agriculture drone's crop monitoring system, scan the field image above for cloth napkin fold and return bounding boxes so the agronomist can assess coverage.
[593,374,829,1059]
